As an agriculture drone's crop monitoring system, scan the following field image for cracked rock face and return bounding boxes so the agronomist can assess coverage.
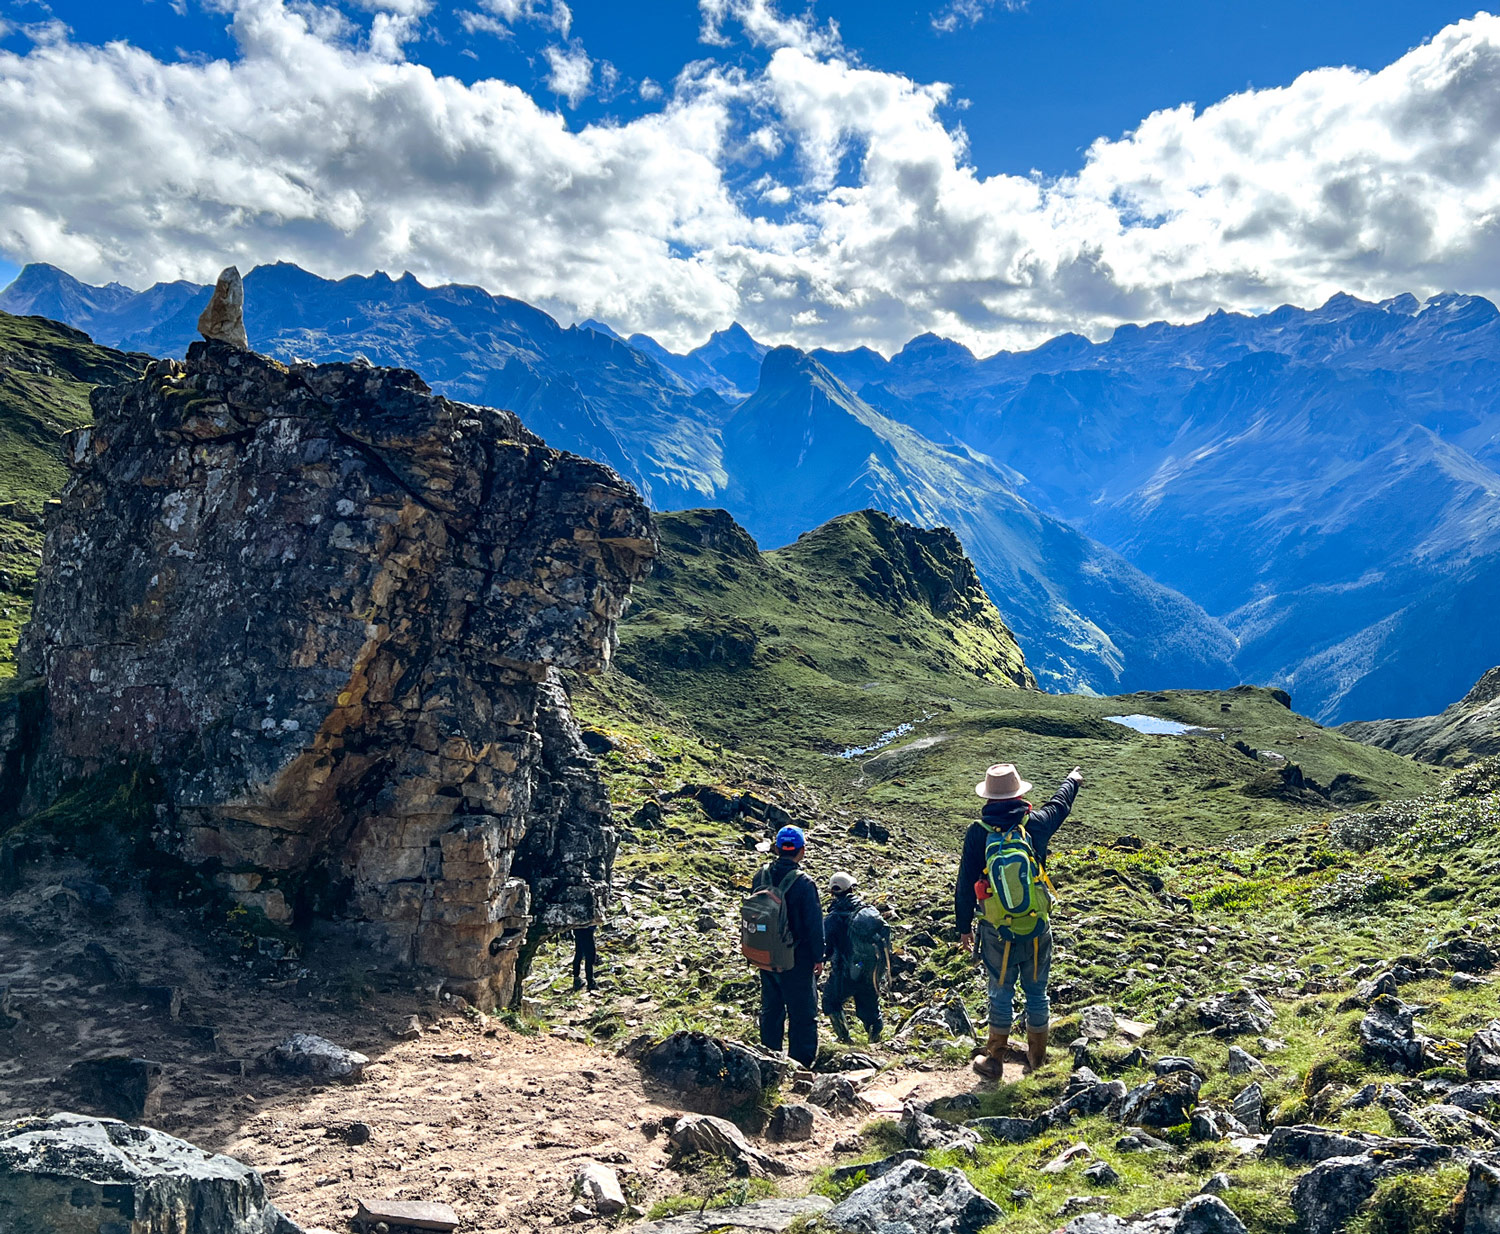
[21,340,654,1008]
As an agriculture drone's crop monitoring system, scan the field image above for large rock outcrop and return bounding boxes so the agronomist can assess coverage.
[15,339,653,1008]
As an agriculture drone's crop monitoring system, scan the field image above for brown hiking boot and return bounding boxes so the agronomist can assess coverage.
[971,1028,1008,1077]
[1025,1027,1049,1072]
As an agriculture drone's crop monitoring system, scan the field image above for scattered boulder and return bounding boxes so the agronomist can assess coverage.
[353,1199,459,1232]
[1080,1005,1117,1040]
[1446,1082,1500,1114]
[1041,1143,1094,1173]
[1230,1082,1264,1134]
[1190,1107,1248,1142]
[1044,1080,1129,1127]
[824,1160,1002,1234]
[1197,990,1273,1036]
[0,1113,304,1233]
[576,1160,626,1216]
[1465,1157,1500,1234]
[65,1055,163,1122]
[1154,1056,1204,1078]
[327,1121,372,1146]
[828,1150,924,1185]
[1176,1195,1248,1234]
[628,1196,834,1234]
[1412,1103,1500,1147]
[1117,1128,1171,1153]
[1355,972,1399,1002]
[667,1113,788,1178]
[900,1102,979,1153]
[643,1032,790,1118]
[964,1115,1042,1144]
[263,1034,368,1083]
[1360,996,1429,1071]
[766,1103,816,1142]
[1429,937,1497,975]
[1225,1047,1265,1076]
[1264,1125,1402,1164]
[1119,1071,1202,1128]
[1291,1154,1390,1234]
[1469,1023,1500,1081]
[1083,1160,1121,1186]
[808,1074,866,1116]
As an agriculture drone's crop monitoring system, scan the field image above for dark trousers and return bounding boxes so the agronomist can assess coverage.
[573,927,597,990]
[823,967,883,1038]
[759,968,818,1066]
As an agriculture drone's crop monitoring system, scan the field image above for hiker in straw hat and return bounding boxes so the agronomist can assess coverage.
[956,762,1084,1078]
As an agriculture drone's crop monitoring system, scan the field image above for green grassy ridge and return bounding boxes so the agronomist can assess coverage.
[614,508,1440,850]
[0,312,146,671]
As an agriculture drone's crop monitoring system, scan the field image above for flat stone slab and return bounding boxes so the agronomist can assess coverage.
[354,1198,459,1231]
[629,1196,833,1232]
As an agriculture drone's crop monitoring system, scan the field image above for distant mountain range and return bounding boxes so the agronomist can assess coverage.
[7,260,1500,721]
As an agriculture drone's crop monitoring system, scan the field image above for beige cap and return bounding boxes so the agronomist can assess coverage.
[830,872,857,893]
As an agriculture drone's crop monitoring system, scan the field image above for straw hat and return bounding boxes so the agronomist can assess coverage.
[975,763,1032,800]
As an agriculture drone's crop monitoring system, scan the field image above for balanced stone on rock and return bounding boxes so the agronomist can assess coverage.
[0,1113,304,1234]
[197,265,250,349]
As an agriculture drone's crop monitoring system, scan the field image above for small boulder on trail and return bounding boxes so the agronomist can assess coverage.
[262,1033,368,1083]
[667,1113,788,1178]
[642,1032,790,1118]
[0,1113,304,1234]
[825,1160,1002,1234]
[766,1102,816,1142]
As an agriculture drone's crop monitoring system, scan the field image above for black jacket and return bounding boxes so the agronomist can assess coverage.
[954,777,1078,934]
[822,892,864,962]
[760,857,823,974]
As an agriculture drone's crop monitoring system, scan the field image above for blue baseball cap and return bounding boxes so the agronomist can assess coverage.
[775,825,806,852]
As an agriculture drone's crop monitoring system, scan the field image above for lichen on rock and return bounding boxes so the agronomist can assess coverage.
[16,338,654,1008]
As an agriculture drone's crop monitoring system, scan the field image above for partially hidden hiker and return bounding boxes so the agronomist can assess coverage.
[822,872,891,1044]
[957,762,1084,1078]
[740,825,823,1066]
[573,924,598,992]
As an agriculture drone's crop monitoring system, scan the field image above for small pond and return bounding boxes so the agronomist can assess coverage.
[1104,713,1203,736]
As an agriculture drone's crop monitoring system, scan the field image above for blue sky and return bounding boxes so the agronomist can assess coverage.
[2,0,1499,351]
[23,0,1476,177]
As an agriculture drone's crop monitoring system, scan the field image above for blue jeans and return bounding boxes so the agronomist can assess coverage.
[978,919,1052,1032]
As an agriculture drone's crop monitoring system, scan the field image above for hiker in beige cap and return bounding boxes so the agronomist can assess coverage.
[956,762,1084,1078]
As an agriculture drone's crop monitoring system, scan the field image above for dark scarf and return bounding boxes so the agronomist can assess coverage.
[981,797,1030,829]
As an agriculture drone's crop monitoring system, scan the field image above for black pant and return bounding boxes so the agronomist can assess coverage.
[823,966,883,1038]
[760,968,818,1066]
[573,927,597,990]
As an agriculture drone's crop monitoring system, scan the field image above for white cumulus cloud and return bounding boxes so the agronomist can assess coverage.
[3,0,1500,355]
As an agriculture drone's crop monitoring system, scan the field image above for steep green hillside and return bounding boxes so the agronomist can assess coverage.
[0,312,145,668]
[611,508,1439,848]
[1341,666,1500,767]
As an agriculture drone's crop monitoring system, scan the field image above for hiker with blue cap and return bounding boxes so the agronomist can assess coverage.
[739,824,823,1065]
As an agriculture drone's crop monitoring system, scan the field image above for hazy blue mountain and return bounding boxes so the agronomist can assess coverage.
[629,322,769,399]
[718,347,1238,693]
[839,294,1500,720]
[0,263,200,347]
[16,260,1500,717]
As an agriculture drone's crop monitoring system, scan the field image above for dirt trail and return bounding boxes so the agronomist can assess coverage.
[0,857,1006,1234]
